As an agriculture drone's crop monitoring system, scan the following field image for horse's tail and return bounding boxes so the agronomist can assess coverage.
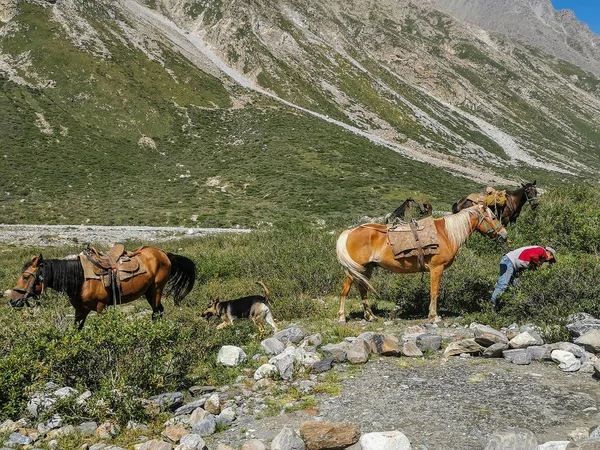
[336,229,377,294]
[256,281,270,301]
[165,253,196,306]
[451,201,460,214]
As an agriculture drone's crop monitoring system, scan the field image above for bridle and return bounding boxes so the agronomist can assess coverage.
[472,208,504,239]
[12,265,44,306]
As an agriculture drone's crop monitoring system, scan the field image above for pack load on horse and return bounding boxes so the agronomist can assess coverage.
[10,244,196,328]
[385,198,433,224]
[336,205,507,323]
[452,182,539,225]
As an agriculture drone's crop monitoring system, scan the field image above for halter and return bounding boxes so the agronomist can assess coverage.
[472,209,503,239]
[524,187,538,204]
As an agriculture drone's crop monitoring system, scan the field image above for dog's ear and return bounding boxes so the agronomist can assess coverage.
[210,297,218,306]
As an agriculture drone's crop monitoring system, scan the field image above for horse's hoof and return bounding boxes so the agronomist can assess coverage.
[336,317,347,324]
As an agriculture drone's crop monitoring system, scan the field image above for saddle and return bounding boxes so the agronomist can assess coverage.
[387,217,439,271]
[79,244,147,304]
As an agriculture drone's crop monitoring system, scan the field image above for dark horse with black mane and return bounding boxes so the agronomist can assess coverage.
[385,198,433,224]
[452,182,539,226]
[10,246,196,328]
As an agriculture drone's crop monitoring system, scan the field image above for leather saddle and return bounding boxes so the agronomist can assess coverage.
[86,244,140,276]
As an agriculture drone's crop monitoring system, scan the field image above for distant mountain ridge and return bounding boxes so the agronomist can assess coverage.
[429,0,600,74]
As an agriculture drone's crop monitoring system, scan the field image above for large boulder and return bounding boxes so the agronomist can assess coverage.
[300,421,359,450]
[503,349,532,365]
[551,350,581,372]
[415,334,442,352]
[575,330,600,353]
[347,339,371,364]
[261,338,285,356]
[371,334,401,356]
[483,343,508,358]
[274,327,308,344]
[508,332,542,349]
[271,425,305,450]
[321,343,349,363]
[443,339,484,356]
[567,319,600,338]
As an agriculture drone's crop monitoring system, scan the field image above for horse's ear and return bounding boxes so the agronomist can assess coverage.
[533,180,536,185]
[38,254,44,262]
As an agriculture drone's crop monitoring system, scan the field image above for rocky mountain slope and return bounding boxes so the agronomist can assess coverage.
[1,0,600,226]
[429,0,600,75]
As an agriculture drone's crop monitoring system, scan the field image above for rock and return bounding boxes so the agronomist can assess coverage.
[53,386,78,399]
[526,345,553,361]
[253,379,275,391]
[90,444,107,450]
[508,332,542,349]
[591,426,600,439]
[7,432,33,446]
[77,421,98,437]
[359,430,412,450]
[241,439,267,450]
[402,341,423,357]
[567,319,600,338]
[38,414,63,433]
[312,358,333,373]
[216,407,236,427]
[261,337,285,356]
[566,439,600,449]
[443,339,484,356]
[506,323,520,340]
[503,349,532,365]
[415,334,442,352]
[552,350,582,372]
[77,390,92,405]
[174,399,206,416]
[189,408,209,425]
[137,440,173,450]
[204,393,221,415]
[0,420,18,433]
[151,393,184,411]
[473,325,508,347]
[580,362,596,373]
[300,421,360,450]
[177,434,206,450]
[269,352,295,380]
[27,393,57,417]
[301,334,323,348]
[127,421,150,432]
[538,442,570,450]
[48,425,76,438]
[188,386,217,396]
[569,427,591,441]
[575,330,600,353]
[483,343,508,358]
[557,342,586,358]
[321,343,349,363]
[217,346,247,367]
[254,363,278,380]
[347,338,371,364]
[274,326,308,344]
[272,425,305,450]
[190,415,216,436]
[162,426,188,443]
[484,428,537,449]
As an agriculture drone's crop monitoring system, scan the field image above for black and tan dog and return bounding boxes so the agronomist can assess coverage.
[202,281,278,334]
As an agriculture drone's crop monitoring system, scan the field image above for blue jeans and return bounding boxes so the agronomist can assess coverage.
[491,255,515,305]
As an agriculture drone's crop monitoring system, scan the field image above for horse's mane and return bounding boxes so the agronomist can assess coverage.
[444,208,474,250]
[507,183,535,196]
[41,259,84,298]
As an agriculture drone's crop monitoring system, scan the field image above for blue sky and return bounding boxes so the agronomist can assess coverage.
[551,1,600,34]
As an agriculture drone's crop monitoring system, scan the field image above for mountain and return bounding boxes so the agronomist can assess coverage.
[1,0,599,227]
[429,0,600,75]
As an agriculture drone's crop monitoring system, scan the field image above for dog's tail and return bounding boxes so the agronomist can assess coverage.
[256,281,270,301]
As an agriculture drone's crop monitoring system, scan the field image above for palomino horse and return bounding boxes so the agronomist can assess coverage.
[10,247,196,328]
[384,198,433,224]
[452,182,539,226]
[336,205,507,322]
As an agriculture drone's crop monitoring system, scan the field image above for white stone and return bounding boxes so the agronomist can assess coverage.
[217,346,247,367]
[551,350,581,372]
[538,442,569,450]
[254,364,278,380]
[359,431,412,450]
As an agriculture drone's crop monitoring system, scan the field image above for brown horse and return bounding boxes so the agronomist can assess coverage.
[384,198,433,224]
[336,205,507,322]
[10,247,196,328]
[452,182,539,225]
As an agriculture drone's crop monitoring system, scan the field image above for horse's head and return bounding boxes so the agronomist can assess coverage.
[472,205,508,243]
[10,255,45,308]
[522,181,539,210]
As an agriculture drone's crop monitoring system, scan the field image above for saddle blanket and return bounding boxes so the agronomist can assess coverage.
[387,216,440,260]
[80,253,147,288]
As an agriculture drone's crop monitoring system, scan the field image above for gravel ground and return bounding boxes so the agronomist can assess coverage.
[0,224,251,247]
[213,355,600,449]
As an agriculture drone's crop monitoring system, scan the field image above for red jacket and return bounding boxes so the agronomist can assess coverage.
[505,246,547,271]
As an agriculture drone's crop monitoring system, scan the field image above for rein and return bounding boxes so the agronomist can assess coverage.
[12,267,44,306]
